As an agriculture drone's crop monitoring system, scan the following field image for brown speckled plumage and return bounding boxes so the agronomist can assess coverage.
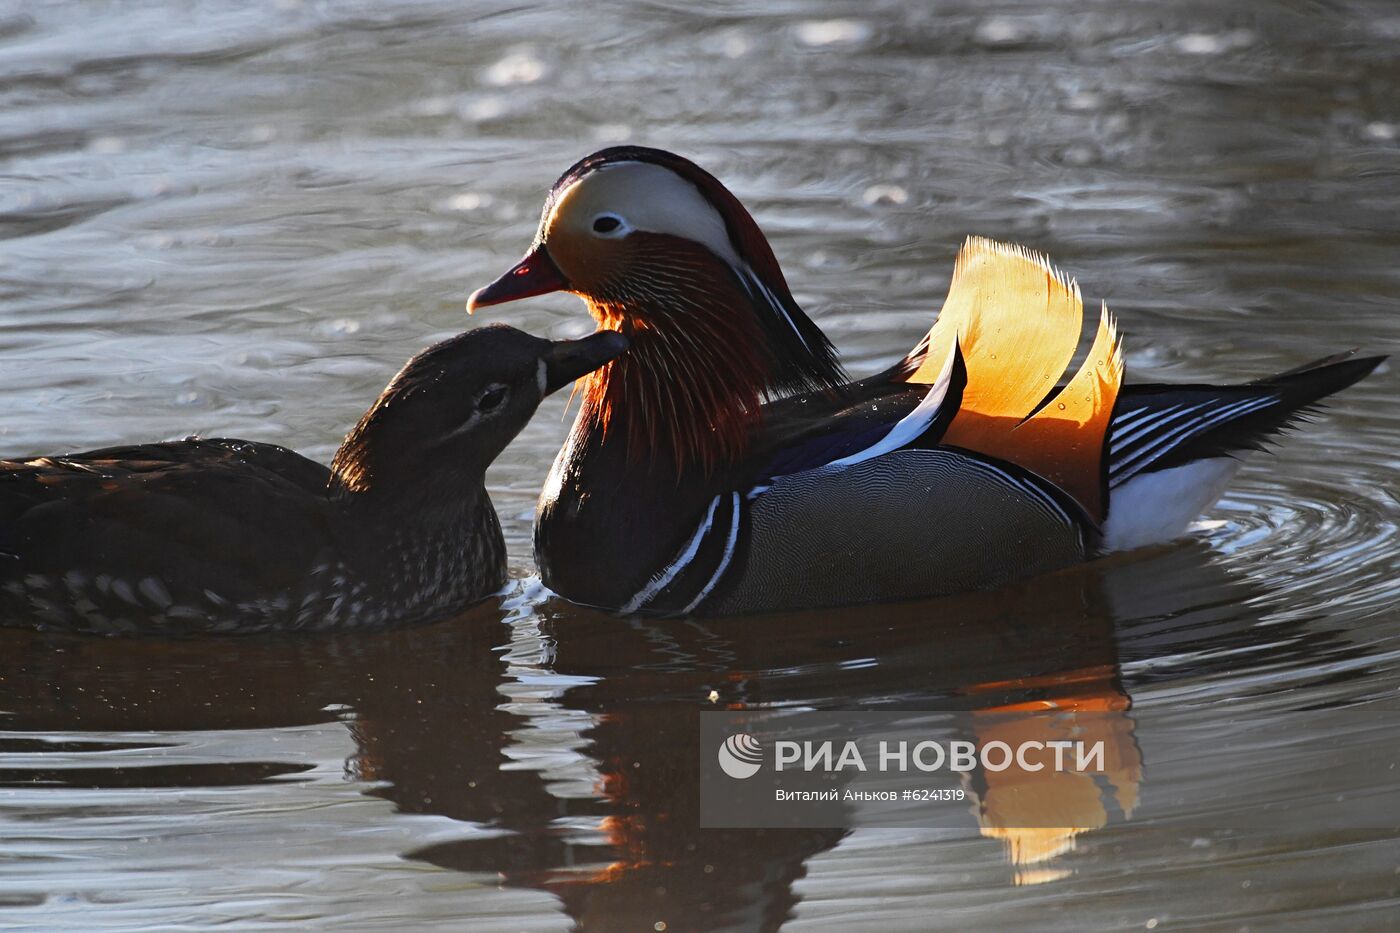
[0,326,624,634]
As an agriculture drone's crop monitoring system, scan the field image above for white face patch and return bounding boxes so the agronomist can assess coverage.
[546,162,743,266]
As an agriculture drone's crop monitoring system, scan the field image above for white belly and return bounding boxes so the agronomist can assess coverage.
[1103,458,1242,552]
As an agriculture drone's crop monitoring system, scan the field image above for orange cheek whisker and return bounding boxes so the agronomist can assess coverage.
[563,377,584,421]
[565,241,779,473]
[598,337,756,469]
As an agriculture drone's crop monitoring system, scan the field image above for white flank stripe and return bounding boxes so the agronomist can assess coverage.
[621,495,722,613]
[682,493,742,614]
[1117,397,1269,471]
[1112,402,1186,444]
[820,344,958,472]
[1112,402,1204,449]
[1114,396,1275,480]
[967,459,1074,528]
[1109,406,1159,434]
[745,345,957,507]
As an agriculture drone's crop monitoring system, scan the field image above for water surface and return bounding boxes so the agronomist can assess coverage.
[1,1,1398,929]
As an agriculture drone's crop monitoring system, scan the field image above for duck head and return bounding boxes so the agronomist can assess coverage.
[468,147,844,469]
[330,324,628,500]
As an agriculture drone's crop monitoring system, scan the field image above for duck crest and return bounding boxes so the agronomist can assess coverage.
[907,237,1124,523]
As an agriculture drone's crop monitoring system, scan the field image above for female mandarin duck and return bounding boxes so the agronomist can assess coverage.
[469,147,1383,616]
[0,325,626,634]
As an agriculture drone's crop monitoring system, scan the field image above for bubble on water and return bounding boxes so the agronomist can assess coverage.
[87,136,125,154]
[323,318,360,336]
[1064,91,1107,113]
[1175,34,1220,54]
[410,96,454,118]
[720,29,752,58]
[1057,402,1067,410]
[1174,30,1255,55]
[1061,144,1098,167]
[974,16,1035,49]
[443,192,492,212]
[1362,121,1397,141]
[862,184,909,207]
[484,51,547,86]
[593,123,631,143]
[459,96,506,122]
[795,19,871,47]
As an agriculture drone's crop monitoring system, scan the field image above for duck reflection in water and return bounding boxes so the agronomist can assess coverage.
[0,542,1367,929]
[375,545,1243,920]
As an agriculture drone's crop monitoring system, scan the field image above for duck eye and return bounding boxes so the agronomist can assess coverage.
[592,214,623,235]
[476,385,508,413]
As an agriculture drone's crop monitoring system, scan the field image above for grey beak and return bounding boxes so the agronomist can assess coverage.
[542,330,629,395]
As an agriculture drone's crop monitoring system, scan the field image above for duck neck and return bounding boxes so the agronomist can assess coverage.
[573,295,770,474]
[563,236,846,476]
[328,404,492,524]
[332,477,507,617]
[328,431,507,607]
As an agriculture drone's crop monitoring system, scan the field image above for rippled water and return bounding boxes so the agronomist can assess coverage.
[2,0,1398,929]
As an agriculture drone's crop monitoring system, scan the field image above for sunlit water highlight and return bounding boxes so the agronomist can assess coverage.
[1,1,1398,930]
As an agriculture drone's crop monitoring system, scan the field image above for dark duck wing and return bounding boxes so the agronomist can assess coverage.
[614,239,1125,615]
[0,438,335,633]
[885,315,1384,553]
[836,338,1385,556]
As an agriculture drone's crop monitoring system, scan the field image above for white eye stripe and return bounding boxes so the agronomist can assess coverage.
[550,162,743,265]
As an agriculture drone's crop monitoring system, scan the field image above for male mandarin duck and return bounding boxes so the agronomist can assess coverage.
[0,325,626,634]
[469,146,1383,616]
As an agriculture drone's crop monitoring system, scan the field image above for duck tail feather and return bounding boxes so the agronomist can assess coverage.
[1107,352,1385,484]
[1256,351,1386,405]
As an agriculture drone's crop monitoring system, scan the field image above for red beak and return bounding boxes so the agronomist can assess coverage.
[466,246,569,313]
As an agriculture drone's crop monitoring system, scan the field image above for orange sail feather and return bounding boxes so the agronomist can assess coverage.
[908,237,1124,523]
